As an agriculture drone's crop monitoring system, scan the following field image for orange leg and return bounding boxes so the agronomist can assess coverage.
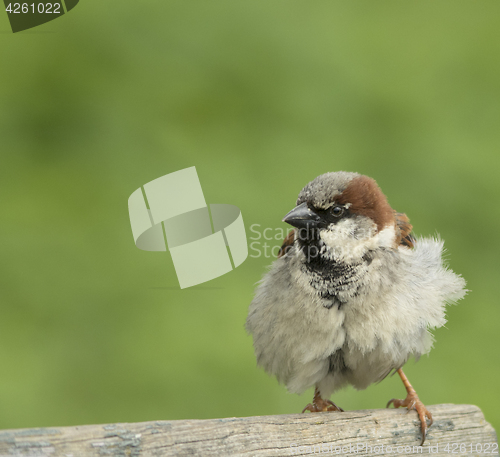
[302,386,344,413]
[387,368,433,445]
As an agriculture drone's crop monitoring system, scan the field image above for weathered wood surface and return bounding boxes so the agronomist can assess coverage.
[0,404,496,456]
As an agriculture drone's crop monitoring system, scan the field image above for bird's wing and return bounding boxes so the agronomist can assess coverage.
[394,211,415,248]
[277,230,295,258]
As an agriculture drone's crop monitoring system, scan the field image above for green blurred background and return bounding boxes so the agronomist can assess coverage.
[0,0,499,436]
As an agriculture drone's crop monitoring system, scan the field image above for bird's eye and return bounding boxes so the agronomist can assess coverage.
[331,206,344,217]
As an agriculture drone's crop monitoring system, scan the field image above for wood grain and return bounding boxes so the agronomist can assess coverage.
[0,404,496,456]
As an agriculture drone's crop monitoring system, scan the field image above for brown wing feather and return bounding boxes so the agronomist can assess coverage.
[394,211,415,248]
[278,230,295,258]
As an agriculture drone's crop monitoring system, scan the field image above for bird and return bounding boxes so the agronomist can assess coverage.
[245,171,466,445]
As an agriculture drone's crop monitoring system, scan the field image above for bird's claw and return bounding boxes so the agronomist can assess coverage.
[302,399,344,413]
[387,393,433,445]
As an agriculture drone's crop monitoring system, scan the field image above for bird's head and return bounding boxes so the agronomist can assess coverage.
[282,172,402,263]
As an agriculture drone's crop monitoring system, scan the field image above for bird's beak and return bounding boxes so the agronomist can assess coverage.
[282,202,321,229]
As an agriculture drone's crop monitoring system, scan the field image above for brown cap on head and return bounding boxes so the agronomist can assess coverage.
[336,175,395,232]
[296,171,360,209]
[297,172,395,232]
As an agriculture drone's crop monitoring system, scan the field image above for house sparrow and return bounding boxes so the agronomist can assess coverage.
[246,171,466,445]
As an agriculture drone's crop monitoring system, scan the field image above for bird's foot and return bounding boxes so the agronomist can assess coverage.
[302,398,344,413]
[387,392,433,445]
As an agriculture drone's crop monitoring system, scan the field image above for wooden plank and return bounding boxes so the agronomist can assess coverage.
[0,404,496,456]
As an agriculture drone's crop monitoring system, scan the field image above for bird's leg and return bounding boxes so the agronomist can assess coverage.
[302,386,344,413]
[387,368,433,445]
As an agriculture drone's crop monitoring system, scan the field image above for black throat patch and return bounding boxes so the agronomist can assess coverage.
[300,239,373,309]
